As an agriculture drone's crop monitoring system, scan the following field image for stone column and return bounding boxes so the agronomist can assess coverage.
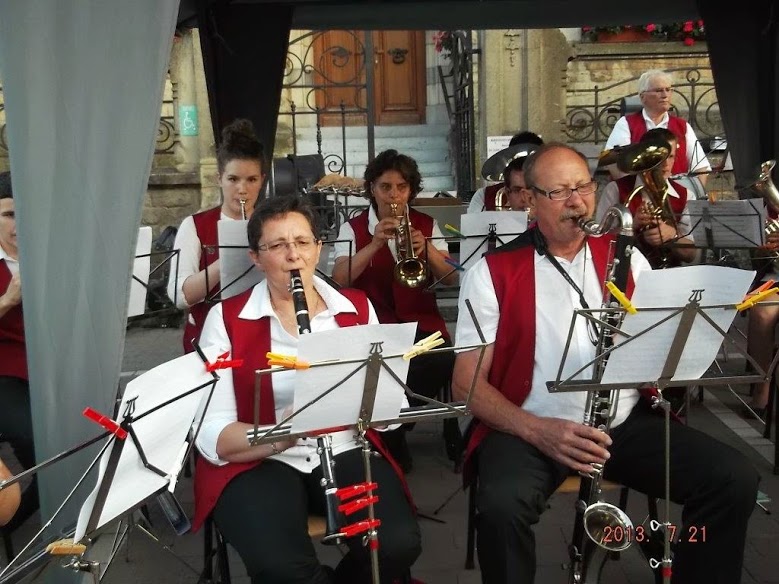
[190,28,220,210]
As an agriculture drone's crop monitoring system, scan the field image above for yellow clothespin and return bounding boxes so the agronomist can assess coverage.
[402,331,446,361]
[606,281,637,315]
[266,352,310,369]
[444,224,464,238]
[736,287,779,312]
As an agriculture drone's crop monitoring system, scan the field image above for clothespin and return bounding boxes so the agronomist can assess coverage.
[605,281,638,315]
[403,331,446,361]
[205,351,244,372]
[445,257,466,272]
[266,352,310,370]
[83,407,127,440]
[339,495,379,516]
[745,280,775,298]
[336,481,377,501]
[736,287,779,312]
[340,518,381,538]
[46,539,87,556]
[444,223,464,238]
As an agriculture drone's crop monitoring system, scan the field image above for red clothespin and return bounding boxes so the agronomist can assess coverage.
[339,495,379,516]
[340,518,381,538]
[206,351,244,372]
[335,482,377,501]
[83,407,127,440]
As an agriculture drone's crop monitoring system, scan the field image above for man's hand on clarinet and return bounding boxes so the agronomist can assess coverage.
[529,417,612,475]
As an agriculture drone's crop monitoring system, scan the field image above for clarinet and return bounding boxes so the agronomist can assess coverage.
[289,269,344,544]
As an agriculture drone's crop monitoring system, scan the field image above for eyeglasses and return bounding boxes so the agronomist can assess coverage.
[507,186,529,195]
[643,87,673,95]
[530,180,598,201]
[257,237,318,254]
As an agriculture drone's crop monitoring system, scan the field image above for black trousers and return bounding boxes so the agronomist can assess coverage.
[0,375,39,532]
[406,329,454,405]
[213,448,421,584]
[475,401,760,584]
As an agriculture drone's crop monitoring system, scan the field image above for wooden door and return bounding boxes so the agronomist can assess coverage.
[313,31,426,126]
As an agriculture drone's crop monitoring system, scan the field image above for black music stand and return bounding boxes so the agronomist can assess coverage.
[0,344,221,584]
[244,324,485,584]
[547,267,764,584]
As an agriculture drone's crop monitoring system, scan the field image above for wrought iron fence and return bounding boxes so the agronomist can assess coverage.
[565,66,724,145]
[438,31,476,196]
[278,30,375,176]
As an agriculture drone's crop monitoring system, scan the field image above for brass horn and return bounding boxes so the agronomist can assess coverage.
[749,160,779,213]
[390,203,428,288]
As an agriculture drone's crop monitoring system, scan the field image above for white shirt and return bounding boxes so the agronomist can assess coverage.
[196,276,392,472]
[334,205,450,261]
[167,210,236,311]
[467,187,488,214]
[455,242,651,428]
[596,178,696,240]
[0,246,19,276]
[605,110,711,175]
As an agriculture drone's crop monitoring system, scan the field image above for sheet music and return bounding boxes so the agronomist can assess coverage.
[459,211,527,269]
[600,266,754,385]
[687,199,765,248]
[218,219,263,299]
[127,226,152,317]
[290,323,417,434]
[74,345,221,542]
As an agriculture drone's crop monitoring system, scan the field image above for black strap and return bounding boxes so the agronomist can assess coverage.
[531,229,591,312]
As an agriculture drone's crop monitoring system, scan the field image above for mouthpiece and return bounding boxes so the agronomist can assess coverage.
[240,198,247,220]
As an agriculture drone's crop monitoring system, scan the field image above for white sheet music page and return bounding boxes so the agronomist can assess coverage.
[687,199,766,248]
[460,211,527,269]
[600,265,754,385]
[291,323,417,434]
[218,219,263,299]
[74,345,221,542]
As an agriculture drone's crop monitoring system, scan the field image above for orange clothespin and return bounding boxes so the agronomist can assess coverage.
[83,407,127,440]
[340,518,381,538]
[266,352,310,370]
[336,481,377,501]
[206,351,244,372]
[339,495,379,516]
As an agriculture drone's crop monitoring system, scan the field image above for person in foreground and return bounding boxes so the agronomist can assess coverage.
[168,118,265,353]
[0,456,21,527]
[193,196,420,584]
[452,143,759,584]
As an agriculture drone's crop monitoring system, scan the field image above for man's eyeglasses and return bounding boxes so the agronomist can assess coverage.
[257,237,318,254]
[507,186,529,195]
[643,87,673,95]
[530,181,598,201]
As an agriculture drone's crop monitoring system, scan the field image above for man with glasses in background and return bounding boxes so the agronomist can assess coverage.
[452,143,758,584]
[605,69,711,185]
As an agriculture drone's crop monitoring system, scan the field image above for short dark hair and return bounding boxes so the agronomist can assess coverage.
[247,195,319,252]
[641,127,677,146]
[0,172,12,200]
[523,143,589,190]
[364,149,423,203]
[509,131,544,147]
[503,157,528,187]
[217,119,265,175]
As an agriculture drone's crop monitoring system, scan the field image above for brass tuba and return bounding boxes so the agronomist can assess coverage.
[390,203,428,288]
[494,186,510,211]
[748,160,779,236]
[617,139,675,229]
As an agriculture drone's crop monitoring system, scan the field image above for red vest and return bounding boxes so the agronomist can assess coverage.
[192,286,409,530]
[626,112,689,175]
[483,184,502,211]
[463,230,635,478]
[348,209,449,340]
[0,259,26,380]
[615,176,688,218]
[183,206,222,353]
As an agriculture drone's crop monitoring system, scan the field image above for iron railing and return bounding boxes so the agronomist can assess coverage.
[438,31,476,196]
[565,65,724,145]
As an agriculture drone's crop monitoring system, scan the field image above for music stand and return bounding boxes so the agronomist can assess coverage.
[244,324,486,584]
[546,265,763,584]
[686,199,766,250]
[127,240,181,322]
[0,344,222,583]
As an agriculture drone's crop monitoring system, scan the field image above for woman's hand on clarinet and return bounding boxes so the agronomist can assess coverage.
[529,417,612,475]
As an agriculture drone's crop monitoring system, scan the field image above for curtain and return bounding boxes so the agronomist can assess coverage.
[0,0,180,569]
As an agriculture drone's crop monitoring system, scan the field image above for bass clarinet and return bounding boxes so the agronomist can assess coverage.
[289,269,345,545]
[568,205,635,583]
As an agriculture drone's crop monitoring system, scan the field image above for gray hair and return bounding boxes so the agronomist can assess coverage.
[638,69,673,94]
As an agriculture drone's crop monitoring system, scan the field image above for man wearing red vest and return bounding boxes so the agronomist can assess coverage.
[605,69,710,186]
[597,129,697,268]
[452,144,759,584]
[333,149,457,472]
[0,171,39,532]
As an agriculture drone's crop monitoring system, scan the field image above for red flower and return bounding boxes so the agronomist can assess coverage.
[683,21,694,32]
[697,20,704,28]
[645,23,656,32]
[582,26,592,32]
[683,37,695,46]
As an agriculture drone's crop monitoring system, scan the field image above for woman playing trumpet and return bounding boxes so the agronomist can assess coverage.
[193,196,420,584]
[167,119,265,353]
[332,149,457,472]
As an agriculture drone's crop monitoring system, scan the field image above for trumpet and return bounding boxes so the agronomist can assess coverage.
[389,203,428,288]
